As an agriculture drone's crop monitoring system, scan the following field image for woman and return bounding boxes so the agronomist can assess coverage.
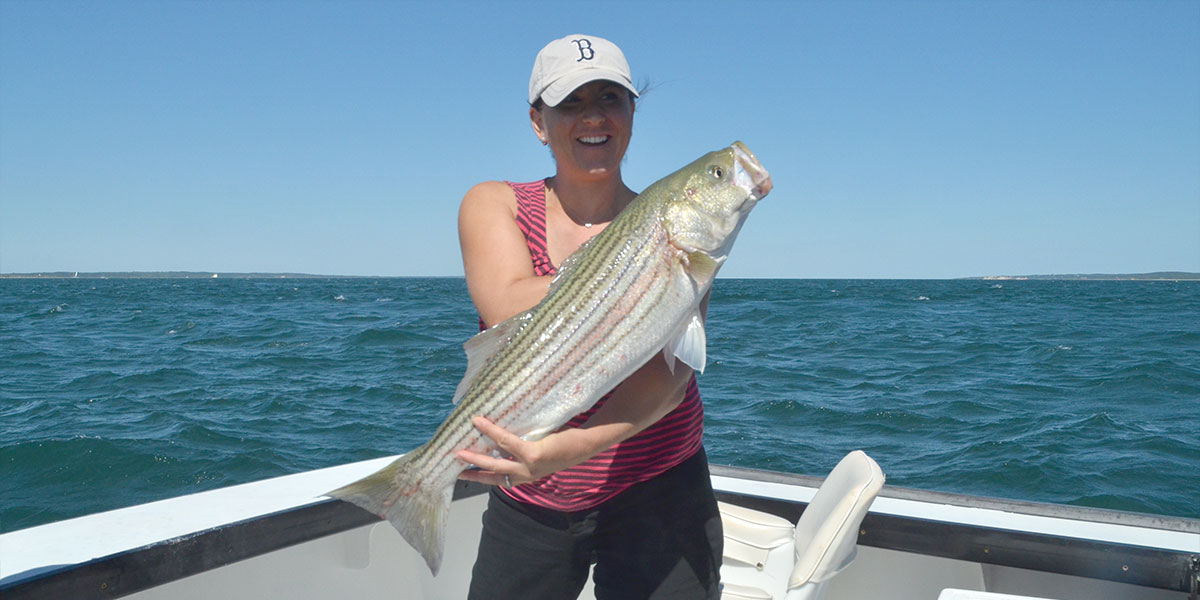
[456,34,722,599]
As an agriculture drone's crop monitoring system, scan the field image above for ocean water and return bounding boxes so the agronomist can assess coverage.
[2,277,1198,533]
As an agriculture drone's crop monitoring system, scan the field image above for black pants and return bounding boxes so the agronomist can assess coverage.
[467,448,723,600]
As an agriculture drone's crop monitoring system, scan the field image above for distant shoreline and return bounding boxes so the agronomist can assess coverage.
[2,271,1198,281]
[966,272,1199,281]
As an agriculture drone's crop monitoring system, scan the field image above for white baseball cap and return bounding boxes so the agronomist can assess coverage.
[529,34,639,107]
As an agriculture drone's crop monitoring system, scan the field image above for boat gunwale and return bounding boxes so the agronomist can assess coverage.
[2,465,1196,599]
[0,481,487,600]
[710,464,1200,534]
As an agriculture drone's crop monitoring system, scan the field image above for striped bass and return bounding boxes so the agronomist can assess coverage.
[327,141,772,574]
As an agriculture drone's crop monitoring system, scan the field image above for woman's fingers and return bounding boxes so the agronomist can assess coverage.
[455,416,532,487]
[471,416,521,453]
[458,466,511,488]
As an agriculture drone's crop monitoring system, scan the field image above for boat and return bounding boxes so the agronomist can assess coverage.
[2,452,1196,600]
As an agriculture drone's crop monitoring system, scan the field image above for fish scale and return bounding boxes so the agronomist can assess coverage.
[327,142,771,574]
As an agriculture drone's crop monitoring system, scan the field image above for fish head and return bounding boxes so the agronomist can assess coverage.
[663,141,772,267]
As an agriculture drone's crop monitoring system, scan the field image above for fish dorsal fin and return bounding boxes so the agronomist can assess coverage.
[548,234,601,296]
[452,312,529,404]
[662,308,707,375]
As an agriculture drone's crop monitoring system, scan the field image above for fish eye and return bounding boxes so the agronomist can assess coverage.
[708,165,724,179]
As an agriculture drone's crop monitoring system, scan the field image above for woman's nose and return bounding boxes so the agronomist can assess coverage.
[580,102,604,123]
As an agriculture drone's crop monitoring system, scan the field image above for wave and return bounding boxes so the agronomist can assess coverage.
[348,327,431,347]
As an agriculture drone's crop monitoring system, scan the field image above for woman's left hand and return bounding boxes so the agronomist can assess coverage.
[456,416,558,488]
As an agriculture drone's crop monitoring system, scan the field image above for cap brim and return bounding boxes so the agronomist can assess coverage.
[539,69,639,107]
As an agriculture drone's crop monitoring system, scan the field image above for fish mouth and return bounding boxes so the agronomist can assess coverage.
[732,142,772,200]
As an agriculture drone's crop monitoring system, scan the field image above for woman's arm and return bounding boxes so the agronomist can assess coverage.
[457,180,554,327]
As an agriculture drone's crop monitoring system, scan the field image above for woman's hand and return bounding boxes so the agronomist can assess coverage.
[456,417,573,488]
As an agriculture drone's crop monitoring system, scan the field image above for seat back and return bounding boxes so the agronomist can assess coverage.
[785,450,885,600]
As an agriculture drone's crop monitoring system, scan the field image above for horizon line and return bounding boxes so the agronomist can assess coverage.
[3,270,1199,281]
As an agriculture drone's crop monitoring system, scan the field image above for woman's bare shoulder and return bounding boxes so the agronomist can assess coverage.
[462,180,516,206]
[459,181,519,230]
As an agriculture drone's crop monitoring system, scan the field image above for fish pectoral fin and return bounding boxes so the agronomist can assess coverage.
[453,312,529,404]
[663,309,707,375]
[685,251,722,289]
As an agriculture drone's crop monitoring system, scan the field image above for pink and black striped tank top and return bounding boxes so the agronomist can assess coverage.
[495,179,705,512]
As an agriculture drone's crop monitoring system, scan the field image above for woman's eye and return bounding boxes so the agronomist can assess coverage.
[708,165,724,179]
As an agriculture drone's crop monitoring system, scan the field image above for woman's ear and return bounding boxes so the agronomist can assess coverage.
[529,106,548,145]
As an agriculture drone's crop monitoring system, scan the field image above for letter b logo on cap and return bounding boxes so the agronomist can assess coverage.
[572,38,594,62]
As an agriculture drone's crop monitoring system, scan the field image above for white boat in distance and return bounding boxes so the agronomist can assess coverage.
[2,453,1197,600]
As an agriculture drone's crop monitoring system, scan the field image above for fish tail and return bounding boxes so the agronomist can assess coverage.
[325,451,452,575]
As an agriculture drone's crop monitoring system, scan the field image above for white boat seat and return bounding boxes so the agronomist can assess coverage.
[719,501,796,598]
[719,451,885,600]
[787,451,885,599]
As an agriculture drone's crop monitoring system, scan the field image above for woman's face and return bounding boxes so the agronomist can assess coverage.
[531,80,635,180]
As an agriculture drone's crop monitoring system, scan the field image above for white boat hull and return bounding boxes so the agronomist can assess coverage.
[2,456,1196,599]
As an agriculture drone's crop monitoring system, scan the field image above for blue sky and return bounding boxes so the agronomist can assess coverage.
[2,1,1197,278]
